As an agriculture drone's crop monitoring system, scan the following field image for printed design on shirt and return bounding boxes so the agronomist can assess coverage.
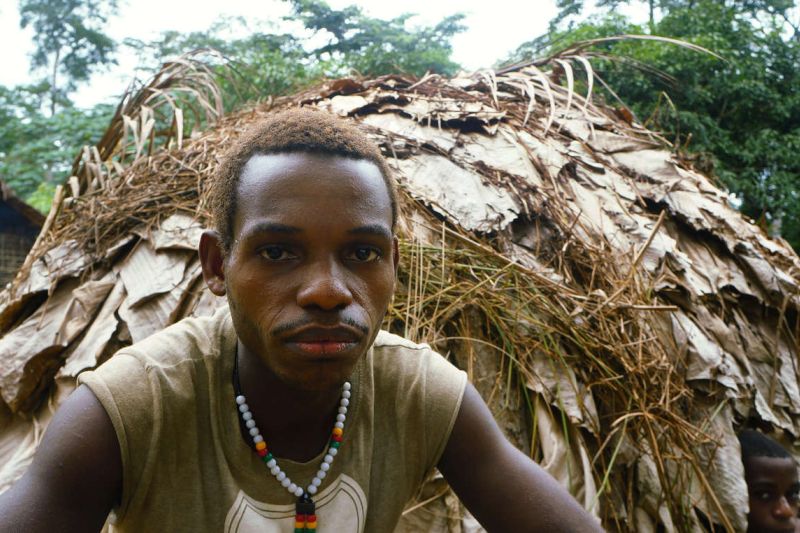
[224,473,367,533]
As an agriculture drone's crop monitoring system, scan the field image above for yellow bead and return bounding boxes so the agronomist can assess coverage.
[332,427,343,437]
[255,441,267,451]
[308,522,317,530]
[294,521,304,528]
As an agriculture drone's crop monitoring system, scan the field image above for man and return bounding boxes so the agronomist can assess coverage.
[739,429,800,533]
[0,108,601,532]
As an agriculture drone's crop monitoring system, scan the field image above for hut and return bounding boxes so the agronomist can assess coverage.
[0,181,44,286]
[0,54,798,532]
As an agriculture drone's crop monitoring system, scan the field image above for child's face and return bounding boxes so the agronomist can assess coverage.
[743,456,800,533]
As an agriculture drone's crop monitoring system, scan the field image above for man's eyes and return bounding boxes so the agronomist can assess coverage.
[257,245,381,262]
[259,246,296,261]
[346,246,382,262]
[753,490,800,503]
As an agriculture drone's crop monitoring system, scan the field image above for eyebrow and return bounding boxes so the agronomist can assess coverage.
[242,222,302,239]
[348,224,393,240]
[242,222,392,239]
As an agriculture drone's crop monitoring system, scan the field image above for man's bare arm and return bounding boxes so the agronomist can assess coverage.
[0,385,121,533]
[438,383,603,532]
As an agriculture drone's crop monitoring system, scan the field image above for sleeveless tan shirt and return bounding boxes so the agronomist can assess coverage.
[78,308,466,532]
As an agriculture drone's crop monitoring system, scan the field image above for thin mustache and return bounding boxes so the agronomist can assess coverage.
[271,317,370,337]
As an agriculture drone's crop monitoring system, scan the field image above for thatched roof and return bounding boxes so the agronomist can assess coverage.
[0,55,798,532]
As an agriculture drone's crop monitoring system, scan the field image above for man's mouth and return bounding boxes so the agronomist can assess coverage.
[282,325,364,357]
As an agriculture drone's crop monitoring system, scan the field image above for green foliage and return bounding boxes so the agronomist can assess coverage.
[288,0,465,77]
[511,0,800,251]
[124,18,327,113]
[26,181,57,213]
[0,84,113,204]
[19,0,117,115]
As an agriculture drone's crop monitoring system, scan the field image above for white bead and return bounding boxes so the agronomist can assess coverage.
[340,398,349,407]
[338,406,347,414]
[329,447,338,456]
[343,382,351,391]
[249,427,260,437]
[294,486,305,497]
[281,477,291,488]
[336,414,346,422]
[267,459,277,468]
[317,470,327,480]
[277,471,286,481]
[311,477,322,487]
[288,483,297,493]
[270,465,280,475]
[307,485,318,495]
[245,419,256,429]
[236,395,246,405]
[342,390,351,399]
[334,421,344,429]
[242,411,253,421]
[320,462,330,472]
[253,435,264,444]
[239,404,249,413]
[324,454,334,464]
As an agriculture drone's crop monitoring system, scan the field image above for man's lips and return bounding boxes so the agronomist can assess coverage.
[282,325,364,356]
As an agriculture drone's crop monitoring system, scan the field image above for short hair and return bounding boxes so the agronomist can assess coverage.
[739,429,792,460]
[210,107,398,254]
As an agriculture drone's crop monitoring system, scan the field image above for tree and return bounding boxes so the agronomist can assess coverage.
[509,0,800,251]
[288,0,465,77]
[127,1,467,109]
[19,0,118,115]
[0,84,113,208]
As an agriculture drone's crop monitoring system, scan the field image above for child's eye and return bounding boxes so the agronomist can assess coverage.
[260,246,295,261]
[757,491,774,501]
[348,246,381,262]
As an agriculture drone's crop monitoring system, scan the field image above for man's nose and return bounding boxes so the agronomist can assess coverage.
[773,496,796,519]
[296,260,354,311]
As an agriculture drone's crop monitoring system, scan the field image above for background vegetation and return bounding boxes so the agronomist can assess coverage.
[1,0,798,250]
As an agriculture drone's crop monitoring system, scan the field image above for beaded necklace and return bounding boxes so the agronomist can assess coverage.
[233,354,350,533]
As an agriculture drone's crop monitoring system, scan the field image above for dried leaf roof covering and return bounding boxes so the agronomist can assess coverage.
[0,55,798,531]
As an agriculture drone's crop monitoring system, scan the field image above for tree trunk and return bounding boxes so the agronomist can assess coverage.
[50,48,60,117]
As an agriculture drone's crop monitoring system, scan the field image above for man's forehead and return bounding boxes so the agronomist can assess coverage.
[233,151,393,238]
[745,456,799,481]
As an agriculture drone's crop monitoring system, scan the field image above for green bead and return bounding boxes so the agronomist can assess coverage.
[294,529,304,533]
[331,441,340,449]
[265,453,274,461]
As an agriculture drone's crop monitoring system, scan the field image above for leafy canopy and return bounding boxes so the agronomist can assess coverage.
[19,0,118,115]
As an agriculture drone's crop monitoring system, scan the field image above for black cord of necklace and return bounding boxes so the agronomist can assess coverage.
[233,351,318,525]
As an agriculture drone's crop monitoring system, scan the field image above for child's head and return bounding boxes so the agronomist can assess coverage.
[739,429,800,533]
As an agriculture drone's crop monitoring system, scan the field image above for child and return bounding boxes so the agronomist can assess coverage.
[739,429,800,533]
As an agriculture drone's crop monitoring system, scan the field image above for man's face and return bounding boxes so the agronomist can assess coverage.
[218,151,397,391]
[744,456,800,533]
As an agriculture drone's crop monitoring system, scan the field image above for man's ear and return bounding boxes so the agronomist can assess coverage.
[392,236,400,275]
[199,230,227,296]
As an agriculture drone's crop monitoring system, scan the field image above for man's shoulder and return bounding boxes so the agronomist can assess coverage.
[370,330,464,386]
[373,330,432,353]
[115,305,233,368]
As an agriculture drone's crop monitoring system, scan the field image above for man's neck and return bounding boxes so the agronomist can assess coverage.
[235,340,344,462]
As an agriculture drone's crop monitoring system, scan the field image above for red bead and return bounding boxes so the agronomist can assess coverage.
[295,513,306,521]
[257,448,267,457]
[332,434,342,442]
[308,514,317,522]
